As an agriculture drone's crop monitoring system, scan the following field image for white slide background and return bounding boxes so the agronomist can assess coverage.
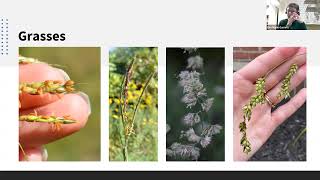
[0,0,319,171]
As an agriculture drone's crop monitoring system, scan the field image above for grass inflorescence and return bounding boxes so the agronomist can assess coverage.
[166,49,222,161]
[277,64,298,99]
[117,58,156,161]
[240,77,266,154]
[19,80,75,95]
[239,63,298,154]
[19,114,76,124]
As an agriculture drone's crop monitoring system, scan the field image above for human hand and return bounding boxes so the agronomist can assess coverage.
[292,12,302,23]
[19,62,91,161]
[233,47,306,161]
[287,13,300,26]
[294,13,299,20]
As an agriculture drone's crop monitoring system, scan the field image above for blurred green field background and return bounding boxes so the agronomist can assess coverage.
[166,48,225,161]
[19,47,100,161]
[109,47,158,161]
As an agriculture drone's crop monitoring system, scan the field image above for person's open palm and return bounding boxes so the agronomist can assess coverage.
[19,62,91,161]
[233,47,306,161]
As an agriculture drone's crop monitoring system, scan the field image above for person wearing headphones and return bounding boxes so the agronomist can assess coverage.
[278,3,307,30]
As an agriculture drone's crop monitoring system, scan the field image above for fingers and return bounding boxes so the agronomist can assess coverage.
[19,146,48,161]
[264,48,306,91]
[236,47,300,83]
[271,88,306,128]
[19,63,69,82]
[19,63,70,110]
[19,93,91,148]
[266,64,306,106]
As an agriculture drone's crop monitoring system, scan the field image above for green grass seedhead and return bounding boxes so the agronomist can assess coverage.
[19,113,77,160]
[19,80,75,95]
[240,77,266,154]
[277,64,298,99]
[116,58,157,161]
[239,63,299,154]
[19,114,77,124]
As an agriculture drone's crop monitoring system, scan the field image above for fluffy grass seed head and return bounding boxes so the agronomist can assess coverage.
[180,128,202,143]
[201,97,214,112]
[178,71,206,108]
[182,48,198,54]
[182,113,201,127]
[166,142,200,161]
[187,55,203,70]
[167,52,222,161]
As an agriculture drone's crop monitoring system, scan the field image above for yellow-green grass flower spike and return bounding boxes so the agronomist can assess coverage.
[240,77,266,154]
[277,64,298,99]
[19,114,77,124]
[19,80,75,95]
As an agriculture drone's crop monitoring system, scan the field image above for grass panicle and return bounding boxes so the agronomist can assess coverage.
[239,64,298,154]
[118,58,156,161]
[166,48,222,161]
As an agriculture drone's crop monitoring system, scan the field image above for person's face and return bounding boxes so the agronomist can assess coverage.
[287,7,298,18]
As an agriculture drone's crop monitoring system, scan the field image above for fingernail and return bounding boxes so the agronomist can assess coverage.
[26,153,43,161]
[55,68,70,81]
[24,147,48,161]
[77,92,91,115]
[42,147,48,161]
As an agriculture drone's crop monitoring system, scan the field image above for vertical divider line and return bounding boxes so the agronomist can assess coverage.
[101,46,109,163]
[158,46,166,163]
[225,46,233,163]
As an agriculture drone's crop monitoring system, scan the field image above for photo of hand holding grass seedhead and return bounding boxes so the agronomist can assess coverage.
[233,47,306,161]
[19,47,100,161]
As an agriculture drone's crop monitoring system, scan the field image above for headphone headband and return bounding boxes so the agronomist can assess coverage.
[286,6,300,15]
